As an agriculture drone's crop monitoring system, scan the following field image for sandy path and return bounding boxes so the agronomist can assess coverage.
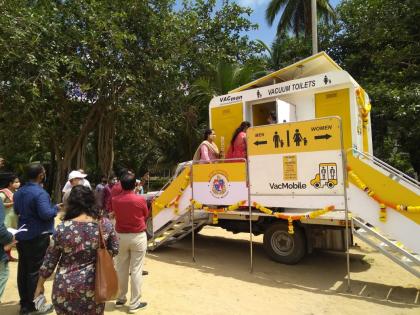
[1,226,419,314]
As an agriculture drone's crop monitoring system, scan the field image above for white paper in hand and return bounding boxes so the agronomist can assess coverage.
[7,224,27,235]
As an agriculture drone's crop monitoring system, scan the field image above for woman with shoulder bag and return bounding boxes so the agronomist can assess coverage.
[34,185,119,315]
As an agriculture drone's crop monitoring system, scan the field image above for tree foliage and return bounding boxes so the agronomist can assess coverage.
[0,0,263,198]
[324,0,420,176]
[266,0,335,38]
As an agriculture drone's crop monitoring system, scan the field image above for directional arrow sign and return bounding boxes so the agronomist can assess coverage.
[247,117,341,155]
[314,134,332,140]
[254,140,267,146]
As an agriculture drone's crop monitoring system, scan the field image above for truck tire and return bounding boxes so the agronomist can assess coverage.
[263,222,306,264]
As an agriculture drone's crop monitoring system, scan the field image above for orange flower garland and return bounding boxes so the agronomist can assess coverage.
[253,202,335,234]
[347,166,420,222]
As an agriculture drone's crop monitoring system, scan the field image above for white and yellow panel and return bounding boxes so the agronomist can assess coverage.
[247,117,346,209]
[192,162,248,205]
[249,151,344,196]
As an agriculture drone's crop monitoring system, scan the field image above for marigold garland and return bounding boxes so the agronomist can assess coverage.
[347,166,420,222]
[212,213,219,224]
[252,202,335,234]
[153,171,191,214]
[190,200,246,215]
[191,199,246,225]
[356,87,371,128]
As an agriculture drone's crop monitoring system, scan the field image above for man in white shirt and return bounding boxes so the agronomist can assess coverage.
[62,170,88,203]
[62,169,91,193]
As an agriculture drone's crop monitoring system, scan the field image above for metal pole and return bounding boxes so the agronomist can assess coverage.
[246,158,253,273]
[339,118,351,291]
[311,0,318,55]
[190,164,196,262]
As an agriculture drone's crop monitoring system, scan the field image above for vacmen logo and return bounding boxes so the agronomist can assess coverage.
[219,95,242,104]
[269,182,307,190]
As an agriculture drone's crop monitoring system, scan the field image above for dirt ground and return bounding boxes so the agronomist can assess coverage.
[1,226,419,315]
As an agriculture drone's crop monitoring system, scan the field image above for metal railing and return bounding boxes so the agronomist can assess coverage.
[349,148,420,190]
[190,158,253,271]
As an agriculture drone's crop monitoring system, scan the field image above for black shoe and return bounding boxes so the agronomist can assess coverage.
[19,307,36,315]
[142,270,149,276]
[128,302,147,313]
[115,300,126,308]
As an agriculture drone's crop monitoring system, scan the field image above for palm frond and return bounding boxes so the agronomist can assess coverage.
[277,0,299,36]
[266,0,289,26]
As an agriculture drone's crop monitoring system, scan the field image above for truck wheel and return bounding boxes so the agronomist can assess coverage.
[263,222,306,264]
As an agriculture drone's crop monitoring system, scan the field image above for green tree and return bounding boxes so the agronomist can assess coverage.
[257,36,312,71]
[323,0,420,177]
[116,0,265,169]
[0,0,185,197]
[266,0,335,38]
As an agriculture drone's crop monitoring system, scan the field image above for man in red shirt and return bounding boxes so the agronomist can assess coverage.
[112,173,148,313]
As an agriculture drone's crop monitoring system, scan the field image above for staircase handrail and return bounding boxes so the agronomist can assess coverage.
[151,161,193,201]
[348,148,420,189]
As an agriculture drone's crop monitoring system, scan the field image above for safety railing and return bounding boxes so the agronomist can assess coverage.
[349,148,420,190]
[190,158,253,271]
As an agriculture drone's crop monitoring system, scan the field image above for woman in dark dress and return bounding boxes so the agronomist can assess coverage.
[34,186,119,315]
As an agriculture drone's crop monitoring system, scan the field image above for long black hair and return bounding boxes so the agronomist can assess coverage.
[203,128,214,141]
[0,172,17,189]
[63,185,99,221]
[230,121,251,151]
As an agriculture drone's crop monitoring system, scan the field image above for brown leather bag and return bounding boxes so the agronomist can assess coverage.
[95,219,118,303]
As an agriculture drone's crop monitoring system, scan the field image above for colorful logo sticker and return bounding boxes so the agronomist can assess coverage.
[209,173,229,198]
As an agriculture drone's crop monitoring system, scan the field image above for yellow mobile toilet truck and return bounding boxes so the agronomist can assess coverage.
[148,52,420,277]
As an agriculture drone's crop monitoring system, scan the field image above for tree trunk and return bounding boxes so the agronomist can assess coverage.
[97,111,115,177]
[51,101,104,201]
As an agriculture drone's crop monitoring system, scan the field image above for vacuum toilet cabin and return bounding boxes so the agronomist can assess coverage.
[150,52,420,276]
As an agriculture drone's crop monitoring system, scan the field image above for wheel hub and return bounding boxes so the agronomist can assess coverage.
[271,230,294,256]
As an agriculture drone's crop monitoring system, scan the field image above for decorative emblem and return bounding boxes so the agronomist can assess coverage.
[209,174,229,198]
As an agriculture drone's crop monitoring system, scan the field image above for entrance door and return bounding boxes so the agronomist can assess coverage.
[315,88,352,149]
[252,101,276,126]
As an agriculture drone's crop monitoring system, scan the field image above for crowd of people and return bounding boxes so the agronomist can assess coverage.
[0,158,150,315]
[0,117,261,314]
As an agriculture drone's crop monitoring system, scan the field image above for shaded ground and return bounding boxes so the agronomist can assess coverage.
[1,226,419,314]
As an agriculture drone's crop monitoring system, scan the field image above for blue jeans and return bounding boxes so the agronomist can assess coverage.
[0,260,9,301]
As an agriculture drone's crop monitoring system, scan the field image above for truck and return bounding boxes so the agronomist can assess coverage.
[147,52,420,277]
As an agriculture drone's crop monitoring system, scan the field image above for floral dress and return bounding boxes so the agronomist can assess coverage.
[40,218,119,315]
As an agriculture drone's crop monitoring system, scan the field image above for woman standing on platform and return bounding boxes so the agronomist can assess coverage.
[226,121,251,160]
[193,128,222,162]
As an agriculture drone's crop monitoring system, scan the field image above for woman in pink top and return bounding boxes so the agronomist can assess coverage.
[226,121,251,160]
[193,129,221,162]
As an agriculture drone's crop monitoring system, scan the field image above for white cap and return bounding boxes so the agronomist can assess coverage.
[68,170,87,181]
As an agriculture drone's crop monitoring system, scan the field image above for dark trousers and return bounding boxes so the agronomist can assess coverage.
[16,234,50,311]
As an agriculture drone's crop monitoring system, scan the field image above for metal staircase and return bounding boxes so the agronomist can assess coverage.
[353,217,420,278]
[349,149,420,278]
[148,211,209,251]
